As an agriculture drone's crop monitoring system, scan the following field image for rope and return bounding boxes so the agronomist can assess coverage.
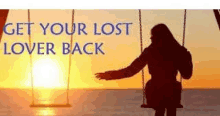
[28,9,34,105]
[182,9,187,47]
[139,9,145,105]
[181,9,187,84]
[67,9,74,104]
[29,10,75,105]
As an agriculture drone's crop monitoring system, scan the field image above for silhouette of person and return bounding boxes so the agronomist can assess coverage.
[95,23,193,116]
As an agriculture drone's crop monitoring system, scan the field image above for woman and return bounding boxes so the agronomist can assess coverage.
[95,23,193,116]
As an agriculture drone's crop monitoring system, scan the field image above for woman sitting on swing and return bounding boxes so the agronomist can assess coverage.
[95,23,193,116]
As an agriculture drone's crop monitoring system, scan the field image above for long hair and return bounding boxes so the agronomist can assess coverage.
[150,23,181,49]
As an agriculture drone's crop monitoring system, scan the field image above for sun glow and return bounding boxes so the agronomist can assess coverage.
[35,108,56,116]
[33,58,65,88]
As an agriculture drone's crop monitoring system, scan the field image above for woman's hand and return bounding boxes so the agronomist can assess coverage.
[95,71,120,80]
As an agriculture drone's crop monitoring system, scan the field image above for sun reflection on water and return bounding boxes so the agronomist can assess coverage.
[35,108,56,116]
[34,89,54,104]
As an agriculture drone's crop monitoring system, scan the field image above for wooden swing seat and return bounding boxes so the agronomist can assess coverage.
[30,103,71,108]
[141,104,183,108]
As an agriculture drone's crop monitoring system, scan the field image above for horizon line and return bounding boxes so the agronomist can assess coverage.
[1,87,220,90]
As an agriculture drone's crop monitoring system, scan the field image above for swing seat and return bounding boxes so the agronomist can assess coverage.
[30,103,72,108]
[140,104,183,108]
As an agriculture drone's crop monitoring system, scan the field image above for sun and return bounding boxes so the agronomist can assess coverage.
[32,58,65,88]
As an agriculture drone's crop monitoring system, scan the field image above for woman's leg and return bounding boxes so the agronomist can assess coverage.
[166,108,176,116]
[155,108,165,116]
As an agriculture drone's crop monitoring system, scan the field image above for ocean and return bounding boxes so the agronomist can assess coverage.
[0,89,219,116]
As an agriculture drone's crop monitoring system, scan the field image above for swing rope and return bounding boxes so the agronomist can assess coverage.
[181,9,187,84]
[140,9,187,107]
[28,9,35,105]
[67,9,75,105]
[139,9,145,105]
[29,10,75,107]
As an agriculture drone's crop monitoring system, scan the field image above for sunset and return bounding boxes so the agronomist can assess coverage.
[32,58,65,88]
[0,8,220,116]
[0,10,220,89]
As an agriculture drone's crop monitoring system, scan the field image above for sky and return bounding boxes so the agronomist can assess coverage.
[0,9,220,89]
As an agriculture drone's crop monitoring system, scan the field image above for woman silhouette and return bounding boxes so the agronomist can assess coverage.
[95,23,193,116]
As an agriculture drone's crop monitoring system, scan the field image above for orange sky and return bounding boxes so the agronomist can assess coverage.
[0,9,220,89]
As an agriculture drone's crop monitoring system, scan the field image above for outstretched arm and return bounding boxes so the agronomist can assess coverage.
[95,48,149,80]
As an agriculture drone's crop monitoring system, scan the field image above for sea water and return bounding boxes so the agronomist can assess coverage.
[0,89,219,116]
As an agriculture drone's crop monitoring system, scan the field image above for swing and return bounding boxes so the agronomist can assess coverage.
[29,9,75,108]
[139,9,187,109]
[213,9,220,30]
